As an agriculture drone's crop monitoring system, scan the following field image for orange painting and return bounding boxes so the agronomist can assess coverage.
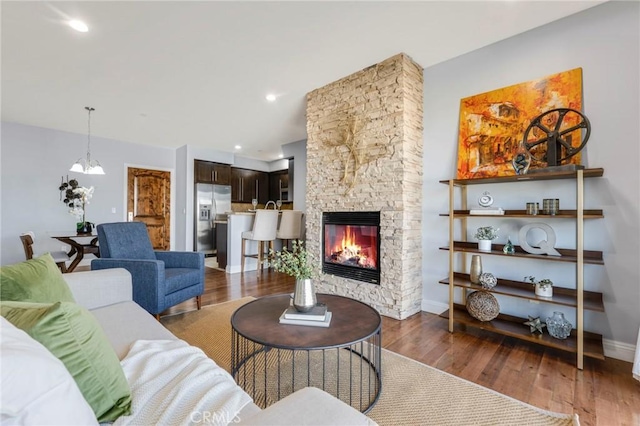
[456,68,583,179]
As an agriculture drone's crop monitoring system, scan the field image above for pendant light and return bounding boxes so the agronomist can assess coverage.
[70,106,105,175]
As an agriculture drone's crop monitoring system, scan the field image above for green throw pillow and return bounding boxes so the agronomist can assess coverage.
[0,253,75,303]
[1,301,132,422]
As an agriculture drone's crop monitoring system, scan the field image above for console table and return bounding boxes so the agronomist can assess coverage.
[231,294,382,413]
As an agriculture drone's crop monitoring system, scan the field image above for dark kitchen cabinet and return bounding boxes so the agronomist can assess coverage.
[269,170,290,202]
[231,168,269,204]
[194,160,231,185]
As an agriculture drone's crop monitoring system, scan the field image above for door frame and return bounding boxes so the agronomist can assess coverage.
[123,163,176,250]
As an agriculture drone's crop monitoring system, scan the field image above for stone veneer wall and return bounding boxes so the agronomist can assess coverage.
[305,53,423,319]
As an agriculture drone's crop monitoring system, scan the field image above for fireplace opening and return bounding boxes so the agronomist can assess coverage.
[322,211,380,284]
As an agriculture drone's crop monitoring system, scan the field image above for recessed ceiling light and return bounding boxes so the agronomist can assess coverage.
[278,154,284,159]
[68,20,89,32]
[234,145,241,150]
[265,94,277,102]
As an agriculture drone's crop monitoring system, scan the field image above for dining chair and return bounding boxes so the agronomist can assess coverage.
[20,232,70,273]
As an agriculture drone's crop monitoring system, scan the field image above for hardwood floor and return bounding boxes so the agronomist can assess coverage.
[166,267,639,426]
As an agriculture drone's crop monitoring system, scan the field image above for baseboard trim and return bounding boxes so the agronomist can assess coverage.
[603,338,636,363]
[421,299,448,315]
[420,300,636,363]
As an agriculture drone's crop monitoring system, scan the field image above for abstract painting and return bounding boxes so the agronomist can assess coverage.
[456,68,583,179]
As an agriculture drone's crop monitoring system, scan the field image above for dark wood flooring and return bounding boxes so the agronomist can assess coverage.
[165,267,639,426]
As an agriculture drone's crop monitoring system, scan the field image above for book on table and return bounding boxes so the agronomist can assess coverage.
[279,311,332,328]
[283,304,327,321]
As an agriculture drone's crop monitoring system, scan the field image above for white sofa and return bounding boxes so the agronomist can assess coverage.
[62,268,376,425]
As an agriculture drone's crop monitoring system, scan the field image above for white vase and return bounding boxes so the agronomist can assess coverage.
[535,284,553,298]
[477,239,492,252]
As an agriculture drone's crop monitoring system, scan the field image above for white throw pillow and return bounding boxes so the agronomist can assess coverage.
[0,316,98,425]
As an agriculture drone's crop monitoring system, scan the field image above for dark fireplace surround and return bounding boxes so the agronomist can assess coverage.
[322,211,381,285]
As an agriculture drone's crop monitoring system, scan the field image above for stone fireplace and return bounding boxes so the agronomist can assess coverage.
[306,53,423,319]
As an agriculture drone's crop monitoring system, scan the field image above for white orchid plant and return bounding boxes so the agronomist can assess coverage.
[60,178,94,224]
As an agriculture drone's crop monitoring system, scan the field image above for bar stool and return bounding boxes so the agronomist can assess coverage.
[276,210,304,250]
[241,210,279,272]
[20,232,70,273]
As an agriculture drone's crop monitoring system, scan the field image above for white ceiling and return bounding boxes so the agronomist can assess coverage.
[1,1,604,161]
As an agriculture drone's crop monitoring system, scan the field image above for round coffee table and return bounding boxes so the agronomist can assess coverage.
[231,293,382,413]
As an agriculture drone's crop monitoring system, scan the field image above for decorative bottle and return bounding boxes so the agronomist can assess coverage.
[512,142,532,175]
[545,311,572,339]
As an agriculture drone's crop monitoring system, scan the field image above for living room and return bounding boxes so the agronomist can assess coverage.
[1,1,639,424]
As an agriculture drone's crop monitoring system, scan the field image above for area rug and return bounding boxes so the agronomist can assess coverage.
[162,298,579,426]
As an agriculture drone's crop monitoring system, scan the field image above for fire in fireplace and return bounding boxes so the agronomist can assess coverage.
[322,211,380,284]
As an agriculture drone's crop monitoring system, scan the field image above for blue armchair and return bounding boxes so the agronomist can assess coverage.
[91,222,204,319]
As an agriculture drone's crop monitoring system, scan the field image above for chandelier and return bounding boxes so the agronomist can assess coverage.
[70,106,105,175]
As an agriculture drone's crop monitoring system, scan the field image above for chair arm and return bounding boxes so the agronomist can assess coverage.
[155,251,204,270]
[63,268,132,310]
[91,258,165,315]
[237,387,377,425]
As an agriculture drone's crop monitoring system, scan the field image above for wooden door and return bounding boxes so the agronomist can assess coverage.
[127,167,171,250]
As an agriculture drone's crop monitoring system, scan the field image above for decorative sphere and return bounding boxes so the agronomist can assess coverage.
[466,291,500,322]
[479,272,497,290]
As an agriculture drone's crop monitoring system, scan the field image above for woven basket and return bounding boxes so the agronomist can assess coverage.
[466,291,500,322]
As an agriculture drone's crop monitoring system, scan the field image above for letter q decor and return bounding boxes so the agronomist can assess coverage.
[518,223,562,257]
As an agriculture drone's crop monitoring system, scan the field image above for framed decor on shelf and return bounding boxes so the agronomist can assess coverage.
[455,67,583,179]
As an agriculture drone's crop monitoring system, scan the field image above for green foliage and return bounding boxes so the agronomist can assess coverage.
[474,226,498,241]
[524,276,553,289]
[269,240,313,280]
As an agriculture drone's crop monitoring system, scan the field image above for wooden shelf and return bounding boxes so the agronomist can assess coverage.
[439,168,604,186]
[439,209,604,219]
[440,241,604,265]
[439,273,604,311]
[440,304,605,360]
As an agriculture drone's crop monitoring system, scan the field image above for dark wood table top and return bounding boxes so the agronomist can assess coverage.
[231,293,381,350]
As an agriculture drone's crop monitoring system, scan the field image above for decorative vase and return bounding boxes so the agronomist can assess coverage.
[546,311,572,339]
[293,278,316,312]
[535,284,553,298]
[469,255,482,284]
[512,142,532,175]
[477,239,492,252]
[76,221,93,235]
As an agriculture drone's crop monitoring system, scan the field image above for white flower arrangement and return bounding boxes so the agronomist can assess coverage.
[60,178,94,224]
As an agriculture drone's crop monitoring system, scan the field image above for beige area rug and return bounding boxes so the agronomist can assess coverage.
[162,298,579,426]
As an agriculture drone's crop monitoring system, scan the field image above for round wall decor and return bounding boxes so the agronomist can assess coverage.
[466,291,500,322]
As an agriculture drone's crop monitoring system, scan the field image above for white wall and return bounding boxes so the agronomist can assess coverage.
[1,122,176,265]
[422,1,640,351]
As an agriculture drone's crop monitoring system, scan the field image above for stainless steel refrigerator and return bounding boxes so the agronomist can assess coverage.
[195,184,232,255]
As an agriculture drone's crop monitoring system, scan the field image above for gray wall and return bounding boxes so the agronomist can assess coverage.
[0,122,176,265]
[282,139,307,212]
[422,1,640,349]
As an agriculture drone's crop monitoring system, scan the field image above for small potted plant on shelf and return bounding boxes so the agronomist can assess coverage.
[525,276,554,298]
[474,226,498,252]
[269,240,316,312]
